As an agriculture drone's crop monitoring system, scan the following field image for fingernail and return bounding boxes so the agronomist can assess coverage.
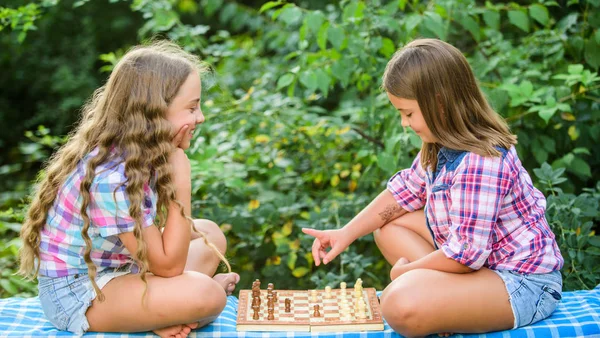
[323,259,328,265]
[183,125,188,129]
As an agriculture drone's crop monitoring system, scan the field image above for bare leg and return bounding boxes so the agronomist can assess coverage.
[86,272,227,336]
[186,219,239,295]
[373,210,513,336]
[185,219,228,275]
[380,268,513,337]
[373,209,435,265]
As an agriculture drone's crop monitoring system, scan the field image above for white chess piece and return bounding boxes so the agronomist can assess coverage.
[325,285,332,299]
[340,282,346,290]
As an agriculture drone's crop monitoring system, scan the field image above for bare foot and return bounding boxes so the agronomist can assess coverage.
[153,323,193,338]
[213,272,240,295]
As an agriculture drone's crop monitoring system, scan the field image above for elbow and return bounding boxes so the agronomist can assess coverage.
[148,260,186,278]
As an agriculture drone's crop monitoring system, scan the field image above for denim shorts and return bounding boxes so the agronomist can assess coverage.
[37,266,132,335]
[492,269,563,329]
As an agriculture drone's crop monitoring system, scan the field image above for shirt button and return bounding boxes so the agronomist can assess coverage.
[462,243,469,250]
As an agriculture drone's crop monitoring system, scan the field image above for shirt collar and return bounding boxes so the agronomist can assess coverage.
[438,147,465,163]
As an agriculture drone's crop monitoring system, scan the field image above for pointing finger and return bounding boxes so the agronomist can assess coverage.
[311,238,322,266]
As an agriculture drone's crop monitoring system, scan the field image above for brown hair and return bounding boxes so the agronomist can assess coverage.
[382,38,516,170]
[19,40,230,301]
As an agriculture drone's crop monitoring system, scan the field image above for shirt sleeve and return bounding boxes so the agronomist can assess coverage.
[87,169,156,238]
[386,152,427,212]
[440,153,512,270]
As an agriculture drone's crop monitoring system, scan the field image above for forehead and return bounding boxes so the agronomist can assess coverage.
[387,93,419,109]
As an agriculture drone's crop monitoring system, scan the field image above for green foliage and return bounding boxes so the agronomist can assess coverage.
[1,0,600,298]
[535,163,600,290]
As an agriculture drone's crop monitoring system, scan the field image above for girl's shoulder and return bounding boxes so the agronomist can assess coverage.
[457,145,521,175]
[81,147,127,186]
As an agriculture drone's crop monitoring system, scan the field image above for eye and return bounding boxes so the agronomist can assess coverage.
[189,106,198,113]
[406,113,412,118]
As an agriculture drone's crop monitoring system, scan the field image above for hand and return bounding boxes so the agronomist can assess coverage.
[390,257,410,280]
[168,147,191,192]
[172,124,190,149]
[302,228,353,266]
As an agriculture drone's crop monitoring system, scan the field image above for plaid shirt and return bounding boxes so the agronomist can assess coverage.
[39,148,156,277]
[387,146,564,274]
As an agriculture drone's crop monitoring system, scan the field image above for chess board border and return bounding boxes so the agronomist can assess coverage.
[236,287,384,332]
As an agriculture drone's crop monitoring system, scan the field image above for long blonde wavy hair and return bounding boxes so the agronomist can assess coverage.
[19,40,230,301]
[382,38,517,170]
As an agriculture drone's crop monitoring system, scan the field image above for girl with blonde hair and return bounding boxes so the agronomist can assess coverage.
[303,38,563,336]
[19,40,239,338]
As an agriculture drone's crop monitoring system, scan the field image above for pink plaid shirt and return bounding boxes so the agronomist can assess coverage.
[387,146,563,273]
[38,147,156,277]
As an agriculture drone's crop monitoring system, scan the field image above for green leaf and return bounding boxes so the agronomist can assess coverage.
[315,69,330,97]
[377,153,397,172]
[538,107,557,123]
[379,37,396,58]
[589,236,600,248]
[259,1,283,13]
[327,25,345,50]
[529,4,549,26]
[278,6,302,27]
[568,157,592,177]
[305,11,324,34]
[423,11,446,40]
[458,14,480,41]
[483,9,500,30]
[299,70,318,92]
[584,38,600,69]
[331,57,352,87]
[508,10,530,32]
[405,14,422,32]
[317,21,329,50]
[277,73,295,90]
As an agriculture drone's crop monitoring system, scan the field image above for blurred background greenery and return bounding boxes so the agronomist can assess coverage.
[1,0,599,299]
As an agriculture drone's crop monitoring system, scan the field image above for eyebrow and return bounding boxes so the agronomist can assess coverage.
[188,98,200,105]
[396,107,412,111]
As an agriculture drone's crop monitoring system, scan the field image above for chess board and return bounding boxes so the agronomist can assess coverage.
[236,288,384,332]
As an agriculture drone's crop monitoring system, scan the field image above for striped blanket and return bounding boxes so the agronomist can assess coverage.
[1,287,599,337]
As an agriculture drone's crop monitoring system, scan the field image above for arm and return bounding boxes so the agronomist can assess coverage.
[391,250,473,279]
[303,189,407,266]
[344,189,408,240]
[303,153,427,266]
[118,127,194,277]
[118,148,192,277]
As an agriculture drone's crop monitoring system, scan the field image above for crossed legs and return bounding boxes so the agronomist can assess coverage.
[85,219,239,338]
[373,210,514,337]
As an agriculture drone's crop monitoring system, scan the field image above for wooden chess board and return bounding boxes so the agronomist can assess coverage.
[236,288,384,332]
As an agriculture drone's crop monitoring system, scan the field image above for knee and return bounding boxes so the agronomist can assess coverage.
[186,272,227,317]
[194,219,227,255]
[380,273,427,336]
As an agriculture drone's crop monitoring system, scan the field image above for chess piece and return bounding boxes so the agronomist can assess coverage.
[313,304,320,317]
[252,295,261,306]
[284,298,291,312]
[311,289,317,302]
[267,308,274,320]
[252,305,260,320]
[267,282,274,291]
[324,285,332,298]
[272,291,278,302]
[340,281,346,290]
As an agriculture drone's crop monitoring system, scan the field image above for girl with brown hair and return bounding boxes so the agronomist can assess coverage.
[303,38,563,336]
[19,40,239,338]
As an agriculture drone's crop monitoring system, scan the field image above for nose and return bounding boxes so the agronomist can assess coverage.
[196,110,205,124]
[400,116,410,128]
